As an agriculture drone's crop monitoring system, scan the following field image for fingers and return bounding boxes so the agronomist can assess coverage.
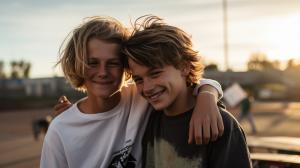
[53,104,69,117]
[195,125,203,145]
[58,95,69,104]
[217,112,224,137]
[52,96,72,117]
[53,102,70,112]
[193,115,223,144]
[191,116,220,145]
[188,120,194,144]
[202,117,211,144]
[210,117,219,141]
[190,116,211,145]
[194,117,204,145]
[189,114,224,145]
[210,107,222,141]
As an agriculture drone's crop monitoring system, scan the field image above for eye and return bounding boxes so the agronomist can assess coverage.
[132,77,143,84]
[149,70,162,78]
[108,61,122,67]
[87,59,99,68]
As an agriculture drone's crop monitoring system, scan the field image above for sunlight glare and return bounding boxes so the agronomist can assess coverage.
[266,13,300,61]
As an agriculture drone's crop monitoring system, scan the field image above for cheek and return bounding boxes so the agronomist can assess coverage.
[135,84,144,95]
[85,68,97,77]
[114,68,124,78]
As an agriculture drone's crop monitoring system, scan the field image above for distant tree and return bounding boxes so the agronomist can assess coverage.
[23,62,31,78]
[205,63,219,71]
[247,52,278,71]
[287,59,295,69]
[272,60,281,70]
[0,61,6,78]
[10,61,19,78]
[285,58,300,71]
[10,60,31,78]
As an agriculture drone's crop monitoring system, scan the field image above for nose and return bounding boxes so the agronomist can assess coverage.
[97,64,108,78]
[143,78,155,94]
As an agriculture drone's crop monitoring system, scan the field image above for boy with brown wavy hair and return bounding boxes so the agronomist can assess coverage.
[123,15,252,168]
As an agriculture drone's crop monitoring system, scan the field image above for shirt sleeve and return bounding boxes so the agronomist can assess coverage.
[207,109,252,168]
[193,78,223,99]
[40,127,68,168]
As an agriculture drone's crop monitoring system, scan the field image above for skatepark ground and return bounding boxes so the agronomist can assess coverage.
[1,101,300,168]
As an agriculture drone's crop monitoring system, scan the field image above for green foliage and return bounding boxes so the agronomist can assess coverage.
[10,60,31,78]
[0,60,32,79]
[0,61,5,78]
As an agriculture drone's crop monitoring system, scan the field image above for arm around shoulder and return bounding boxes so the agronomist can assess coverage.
[196,78,223,99]
[189,79,224,144]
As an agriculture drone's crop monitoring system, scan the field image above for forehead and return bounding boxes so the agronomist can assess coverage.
[87,38,120,59]
[128,58,163,75]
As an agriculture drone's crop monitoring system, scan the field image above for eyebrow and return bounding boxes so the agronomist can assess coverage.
[148,67,162,72]
[131,67,162,78]
[87,57,121,61]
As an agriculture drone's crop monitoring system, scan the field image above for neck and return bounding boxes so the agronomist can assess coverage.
[79,91,121,114]
[163,87,195,116]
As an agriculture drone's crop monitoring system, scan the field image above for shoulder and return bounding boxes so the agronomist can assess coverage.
[121,82,148,106]
[120,83,137,99]
[218,106,244,136]
[44,107,77,147]
[47,105,77,137]
[121,82,135,93]
[44,121,64,148]
[51,105,76,125]
[210,104,249,150]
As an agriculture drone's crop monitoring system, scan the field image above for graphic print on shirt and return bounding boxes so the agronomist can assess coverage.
[145,139,203,168]
[108,144,136,168]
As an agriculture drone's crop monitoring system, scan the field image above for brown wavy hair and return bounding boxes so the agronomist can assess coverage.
[123,15,204,85]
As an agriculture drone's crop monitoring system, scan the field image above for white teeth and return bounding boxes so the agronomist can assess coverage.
[149,90,163,100]
[150,93,159,99]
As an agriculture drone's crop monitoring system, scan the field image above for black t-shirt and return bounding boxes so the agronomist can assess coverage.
[142,103,252,168]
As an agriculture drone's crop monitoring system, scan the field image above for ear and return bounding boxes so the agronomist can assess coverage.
[181,62,191,76]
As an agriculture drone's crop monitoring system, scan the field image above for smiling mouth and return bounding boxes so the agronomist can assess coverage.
[92,81,113,85]
[146,89,165,101]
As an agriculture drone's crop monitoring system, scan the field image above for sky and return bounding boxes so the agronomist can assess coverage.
[0,0,300,78]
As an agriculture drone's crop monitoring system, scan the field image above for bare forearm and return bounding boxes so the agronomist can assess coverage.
[198,84,218,102]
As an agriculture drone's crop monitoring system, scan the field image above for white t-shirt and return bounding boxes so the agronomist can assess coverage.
[40,79,222,168]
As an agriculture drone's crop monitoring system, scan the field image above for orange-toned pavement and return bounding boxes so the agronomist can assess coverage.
[1,102,300,168]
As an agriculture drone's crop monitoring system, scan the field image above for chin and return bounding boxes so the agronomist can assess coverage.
[93,91,114,98]
[151,103,166,111]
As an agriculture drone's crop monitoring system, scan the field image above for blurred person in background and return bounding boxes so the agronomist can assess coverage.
[238,93,257,134]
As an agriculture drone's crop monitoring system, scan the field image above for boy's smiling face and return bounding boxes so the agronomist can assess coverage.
[128,57,189,112]
[84,38,124,99]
